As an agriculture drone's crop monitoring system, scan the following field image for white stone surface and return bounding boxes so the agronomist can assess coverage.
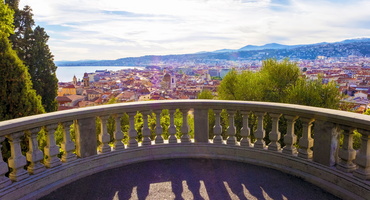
[0,100,368,200]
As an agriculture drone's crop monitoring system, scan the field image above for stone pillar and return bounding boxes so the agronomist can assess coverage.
[240,111,251,147]
[98,115,111,153]
[26,127,45,174]
[313,120,339,166]
[75,117,97,158]
[113,114,125,150]
[213,109,223,144]
[354,129,370,180]
[6,132,29,181]
[194,108,209,143]
[128,112,138,147]
[298,118,315,159]
[282,115,298,155]
[61,121,77,162]
[180,109,191,143]
[336,125,356,172]
[0,136,12,188]
[168,109,178,143]
[141,111,152,146]
[226,110,237,145]
[154,110,164,144]
[44,124,62,168]
[254,112,266,149]
[268,113,282,151]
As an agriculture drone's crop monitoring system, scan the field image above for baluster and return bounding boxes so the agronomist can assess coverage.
[180,109,191,143]
[254,112,266,149]
[282,115,298,155]
[113,114,124,150]
[240,111,251,147]
[44,124,62,168]
[268,113,282,151]
[6,132,29,181]
[226,110,237,145]
[354,129,370,180]
[141,111,152,146]
[26,127,45,174]
[128,112,138,147]
[168,109,177,143]
[154,110,164,144]
[98,115,111,153]
[336,125,356,172]
[298,118,315,159]
[0,136,11,187]
[213,109,223,144]
[61,121,77,162]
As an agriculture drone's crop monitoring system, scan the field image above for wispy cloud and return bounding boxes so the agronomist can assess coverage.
[18,0,370,61]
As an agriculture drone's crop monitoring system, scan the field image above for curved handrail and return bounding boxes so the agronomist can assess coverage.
[1,100,370,134]
[0,100,368,200]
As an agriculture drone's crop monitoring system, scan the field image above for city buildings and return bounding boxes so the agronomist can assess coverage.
[57,56,370,113]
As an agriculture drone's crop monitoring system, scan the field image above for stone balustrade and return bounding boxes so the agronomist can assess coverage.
[0,100,369,199]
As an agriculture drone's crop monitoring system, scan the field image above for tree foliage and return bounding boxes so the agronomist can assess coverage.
[218,58,341,109]
[6,1,34,59]
[218,69,238,100]
[197,89,214,99]
[260,59,300,102]
[0,2,14,37]
[6,0,58,112]
[24,26,58,112]
[0,31,44,121]
[284,76,341,109]
[363,108,370,115]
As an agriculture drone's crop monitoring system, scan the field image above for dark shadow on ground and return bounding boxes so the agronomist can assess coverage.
[40,158,340,200]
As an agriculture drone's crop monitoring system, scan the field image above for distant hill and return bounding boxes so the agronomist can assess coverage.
[55,38,370,66]
[238,43,301,51]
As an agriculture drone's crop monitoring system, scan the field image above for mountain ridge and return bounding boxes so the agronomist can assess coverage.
[55,38,370,66]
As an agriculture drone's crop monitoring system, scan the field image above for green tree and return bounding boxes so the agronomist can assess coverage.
[363,108,370,115]
[260,58,300,102]
[6,1,34,59]
[6,0,58,112]
[236,71,266,101]
[218,58,340,109]
[284,76,340,109]
[4,0,18,9]
[24,26,58,112]
[197,89,214,99]
[218,69,238,100]
[0,32,45,121]
[0,2,14,37]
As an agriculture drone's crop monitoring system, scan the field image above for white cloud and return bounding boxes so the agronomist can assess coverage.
[18,0,370,61]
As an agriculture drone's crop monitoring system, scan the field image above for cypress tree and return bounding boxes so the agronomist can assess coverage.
[5,0,34,59]
[6,0,58,112]
[0,2,14,37]
[0,2,45,121]
[0,32,45,121]
[25,26,58,112]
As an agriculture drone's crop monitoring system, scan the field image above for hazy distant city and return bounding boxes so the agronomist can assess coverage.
[57,38,370,113]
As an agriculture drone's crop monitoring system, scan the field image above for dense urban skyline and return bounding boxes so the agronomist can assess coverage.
[19,0,370,61]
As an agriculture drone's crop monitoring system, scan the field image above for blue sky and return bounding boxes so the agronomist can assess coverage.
[19,0,370,61]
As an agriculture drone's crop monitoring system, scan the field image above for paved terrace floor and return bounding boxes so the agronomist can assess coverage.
[41,158,340,200]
